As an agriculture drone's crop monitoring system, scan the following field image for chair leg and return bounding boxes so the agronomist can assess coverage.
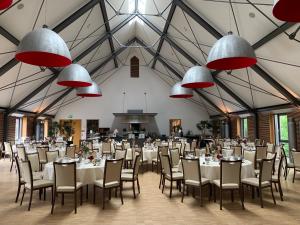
[137,178,140,194]
[93,185,96,204]
[15,184,21,203]
[220,188,222,210]
[159,172,162,189]
[10,159,14,172]
[293,168,296,183]
[162,176,165,194]
[240,186,245,210]
[74,191,77,214]
[270,185,276,205]
[200,186,203,207]
[231,190,234,202]
[44,188,46,200]
[102,189,105,210]
[20,187,26,206]
[259,188,264,208]
[86,185,88,199]
[109,188,111,200]
[213,185,216,202]
[61,193,64,205]
[51,189,56,214]
[274,182,278,192]
[278,181,284,201]
[80,188,83,205]
[169,180,173,198]
[28,189,33,211]
[120,184,124,205]
[181,184,185,203]
[133,180,136,198]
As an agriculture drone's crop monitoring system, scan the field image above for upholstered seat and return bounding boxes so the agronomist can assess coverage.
[172,167,179,173]
[242,177,270,187]
[94,179,119,188]
[122,168,133,174]
[165,172,183,180]
[185,178,209,186]
[272,175,278,182]
[57,182,83,192]
[25,179,53,189]
[213,180,239,189]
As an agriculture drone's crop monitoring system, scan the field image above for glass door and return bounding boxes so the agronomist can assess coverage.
[275,114,289,155]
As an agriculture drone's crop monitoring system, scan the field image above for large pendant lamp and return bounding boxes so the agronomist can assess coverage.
[15,28,71,67]
[181,66,214,88]
[76,82,102,97]
[170,82,193,98]
[273,0,300,22]
[0,0,12,10]
[57,64,92,87]
[206,33,256,70]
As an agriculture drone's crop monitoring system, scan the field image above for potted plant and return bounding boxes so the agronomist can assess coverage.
[196,120,212,137]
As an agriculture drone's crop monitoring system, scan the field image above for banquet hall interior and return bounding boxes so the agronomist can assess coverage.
[1,0,300,224]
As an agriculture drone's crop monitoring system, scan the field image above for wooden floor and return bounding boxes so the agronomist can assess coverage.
[0,159,300,225]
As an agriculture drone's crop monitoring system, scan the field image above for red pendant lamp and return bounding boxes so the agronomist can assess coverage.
[15,28,71,67]
[170,82,193,98]
[207,33,256,70]
[181,66,214,88]
[273,0,300,22]
[76,82,102,97]
[0,0,12,10]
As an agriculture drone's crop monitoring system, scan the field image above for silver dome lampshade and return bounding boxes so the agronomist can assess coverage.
[57,64,92,87]
[76,82,102,97]
[170,82,193,98]
[15,28,71,67]
[207,34,256,70]
[181,66,214,88]
[0,0,12,10]
[273,0,300,22]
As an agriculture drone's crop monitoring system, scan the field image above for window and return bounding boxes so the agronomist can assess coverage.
[274,114,289,155]
[130,56,139,78]
[15,117,22,142]
[241,118,248,138]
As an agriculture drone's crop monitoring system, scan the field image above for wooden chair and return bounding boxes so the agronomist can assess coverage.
[213,160,244,210]
[65,146,76,158]
[169,148,180,168]
[46,150,59,163]
[181,158,210,206]
[26,153,43,179]
[272,155,284,201]
[52,161,83,214]
[233,146,242,157]
[282,148,294,180]
[152,146,167,173]
[291,150,300,183]
[242,157,276,208]
[17,146,26,161]
[15,156,25,203]
[102,142,112,156]
[93,159,124,209]
[121,154,141,198]
[161,155,183,198]
[37,146,49,170]
[20,160,53,211]
[255,146,267,169]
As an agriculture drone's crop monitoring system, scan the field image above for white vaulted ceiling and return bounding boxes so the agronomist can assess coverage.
[0,0,299,117]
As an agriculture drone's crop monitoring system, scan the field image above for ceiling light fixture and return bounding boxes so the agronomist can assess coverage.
[76,82,102,97]
[273,0,300,22]
[57,64,92,87]
[0,0,12,10]
[170,82,193,98]
[181,66,214,88]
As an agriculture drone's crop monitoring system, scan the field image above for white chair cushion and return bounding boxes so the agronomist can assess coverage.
[33,171,43,180]
[213,180,239,189]
[94,179,119,188]
[172,167,179,173]
[56,182,83,192]
[287,162,294,167]
[185,178,210,186]
[242,178,270,187]
[121,173,134,181]
[272,175,278,182]
[40,160,47,163]
[25,179,53,189]
[165,172,183,180]
[152,158,158,162]
[122,168,133,174]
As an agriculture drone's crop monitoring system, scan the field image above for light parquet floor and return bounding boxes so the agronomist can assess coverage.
[0,159,300,225]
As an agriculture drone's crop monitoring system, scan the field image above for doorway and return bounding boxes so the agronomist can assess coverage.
[274,114,289,155]
[169,119,182,136]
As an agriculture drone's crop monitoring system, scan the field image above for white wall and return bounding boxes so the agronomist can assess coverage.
[55,66,210,137]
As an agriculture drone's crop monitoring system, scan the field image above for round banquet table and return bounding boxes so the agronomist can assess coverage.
[43,159,105,185]
[179,157,255,182]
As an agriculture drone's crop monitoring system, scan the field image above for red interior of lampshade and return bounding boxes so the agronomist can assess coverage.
[15,51,71,67]
[170,94,193,98]
[77,93,102,97]
[0,0,13,10]
[57,81,92,87]
[182,82,215,89]
[206,57,257,70]
[273,0,300,22]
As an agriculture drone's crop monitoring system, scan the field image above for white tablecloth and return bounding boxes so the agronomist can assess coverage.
[13,144,66,157]
[179,157,255,182]
[126,147,158,163]
[43,160,105,185]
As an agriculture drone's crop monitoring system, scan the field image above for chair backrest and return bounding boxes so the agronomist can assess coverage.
[4,142,12,156]
[291,150,300,168]
[102,142,111,154]
[260,158,275,183]
[114,143,123,151]
[220,160,242,186]
[161,155,171,176]
[191,140,197,150]
[256,146,267,160]
[266,143,275,153]
[233,146,242,157]
[169,148,180,167]
[66,146,75,158]
[243,150,255,168]
[182,158,201,183]
[115,149,127,160]
[122,141,130,150]
[104,159,123,186]
[184,142,191,152]
[195,148,205,157]
[37,146,48,162]
[53,161,76,188]
[15,156,23,183]
[46,150,59,162]
[275,155,284,181]
[21,160,33,187]
[55,142,65,148]
[17,146,26,161]
[172,141,182,150]
[158,146,168,156]
[133,154,141,178]
[26,153,40,172]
